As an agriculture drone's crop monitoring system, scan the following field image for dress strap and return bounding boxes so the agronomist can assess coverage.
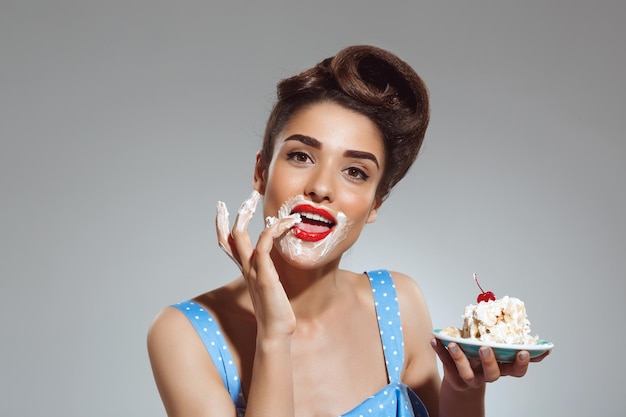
[172,300,244,407]
[367,269,405,383]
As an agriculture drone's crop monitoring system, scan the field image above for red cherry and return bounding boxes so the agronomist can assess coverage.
[474,273,496,303]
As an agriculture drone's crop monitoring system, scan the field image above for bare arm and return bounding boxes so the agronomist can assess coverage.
[147,303,297,417]
[147,306,237,417]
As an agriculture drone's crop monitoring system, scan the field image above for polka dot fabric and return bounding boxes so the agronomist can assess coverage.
[336,270,429,417]
[173,270,428,417]
[173,301,247,417]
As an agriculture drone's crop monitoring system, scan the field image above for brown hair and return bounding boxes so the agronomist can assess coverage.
[260,45,429,202]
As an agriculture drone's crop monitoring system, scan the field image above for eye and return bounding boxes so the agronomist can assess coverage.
[286,151,312,164]
[344,167,370,181]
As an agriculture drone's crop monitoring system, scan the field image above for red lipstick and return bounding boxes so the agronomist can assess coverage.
[290,204,336,242]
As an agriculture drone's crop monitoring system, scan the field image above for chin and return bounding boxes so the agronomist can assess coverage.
[273,232,348,270]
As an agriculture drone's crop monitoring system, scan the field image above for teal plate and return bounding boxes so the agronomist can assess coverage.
[432,329,554,363]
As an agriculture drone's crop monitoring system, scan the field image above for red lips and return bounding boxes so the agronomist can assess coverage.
[290,204,336,242]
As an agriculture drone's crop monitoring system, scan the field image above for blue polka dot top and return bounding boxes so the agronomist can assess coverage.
[173,269,429,417]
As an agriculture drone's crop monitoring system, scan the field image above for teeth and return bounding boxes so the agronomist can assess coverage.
[299,212,333,224]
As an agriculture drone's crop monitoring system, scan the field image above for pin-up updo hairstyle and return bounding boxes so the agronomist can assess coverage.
[259,45,430,202]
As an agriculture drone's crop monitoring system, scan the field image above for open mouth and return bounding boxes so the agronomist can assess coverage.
[290,204,336,242]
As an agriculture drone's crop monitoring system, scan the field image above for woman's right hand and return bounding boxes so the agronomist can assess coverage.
[216,191,301,340]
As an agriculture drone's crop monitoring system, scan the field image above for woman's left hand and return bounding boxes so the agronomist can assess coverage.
[430,338,550,390]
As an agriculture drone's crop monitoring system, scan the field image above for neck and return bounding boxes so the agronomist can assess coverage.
[270,250,344,321]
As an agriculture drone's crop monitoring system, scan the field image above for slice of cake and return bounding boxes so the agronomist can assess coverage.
[461,296,538,345]
[439,274,538,345]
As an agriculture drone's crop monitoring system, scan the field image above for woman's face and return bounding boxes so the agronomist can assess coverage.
[254,101,385,268]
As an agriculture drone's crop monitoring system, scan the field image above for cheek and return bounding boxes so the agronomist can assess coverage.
[262,171,304,212]
[265,170,303,197]
[342,192,378,222]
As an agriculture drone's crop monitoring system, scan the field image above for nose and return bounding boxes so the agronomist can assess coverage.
[304,166,335,203]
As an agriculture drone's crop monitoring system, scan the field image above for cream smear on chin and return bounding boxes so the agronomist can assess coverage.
[265,195,352,264]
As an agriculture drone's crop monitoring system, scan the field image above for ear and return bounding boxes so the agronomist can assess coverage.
[365,199,382,224]
[253,151,267,195]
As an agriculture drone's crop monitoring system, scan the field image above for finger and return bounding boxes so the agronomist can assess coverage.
[271,214,301,238]
[258,214,301,252]
[231,190,261,271]
[216,201,242,270]
[478,347,501,382]
[430,338,456,369]
[216,201,230,245]
[529,349,551,363]
[254,215,301,270]
[506,350,530,378]
[431,339,470,390]
[233,190,261,233]
[446,342,479,386]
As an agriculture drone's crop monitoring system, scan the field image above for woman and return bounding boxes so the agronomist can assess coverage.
[148,45,544,417]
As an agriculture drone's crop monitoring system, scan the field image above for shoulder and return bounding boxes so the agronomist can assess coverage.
[147,304,197,352]
[147,278,249,355]
[385,270,430,335]
[387,270,428,313]
[387,271,441,411]
[147,292,222,349]
[147,304,216,383]
[369,270,431,340]
[364,269,426,311]
[147,286,245,416]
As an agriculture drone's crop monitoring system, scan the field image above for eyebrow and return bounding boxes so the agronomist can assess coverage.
[284,134,380,168]
[344,150,379,168]
[285,134,321,149]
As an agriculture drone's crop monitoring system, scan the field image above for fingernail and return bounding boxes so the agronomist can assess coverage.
[430,339,437,348]
[479,347,490,358]
[449,344,459,354]
[519,351,529,361]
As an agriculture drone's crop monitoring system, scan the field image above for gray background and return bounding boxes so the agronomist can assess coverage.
[1,1,624,416]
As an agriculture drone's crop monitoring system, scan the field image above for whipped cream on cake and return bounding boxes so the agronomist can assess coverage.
[463,296,538,344]
[441,295,539,345]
